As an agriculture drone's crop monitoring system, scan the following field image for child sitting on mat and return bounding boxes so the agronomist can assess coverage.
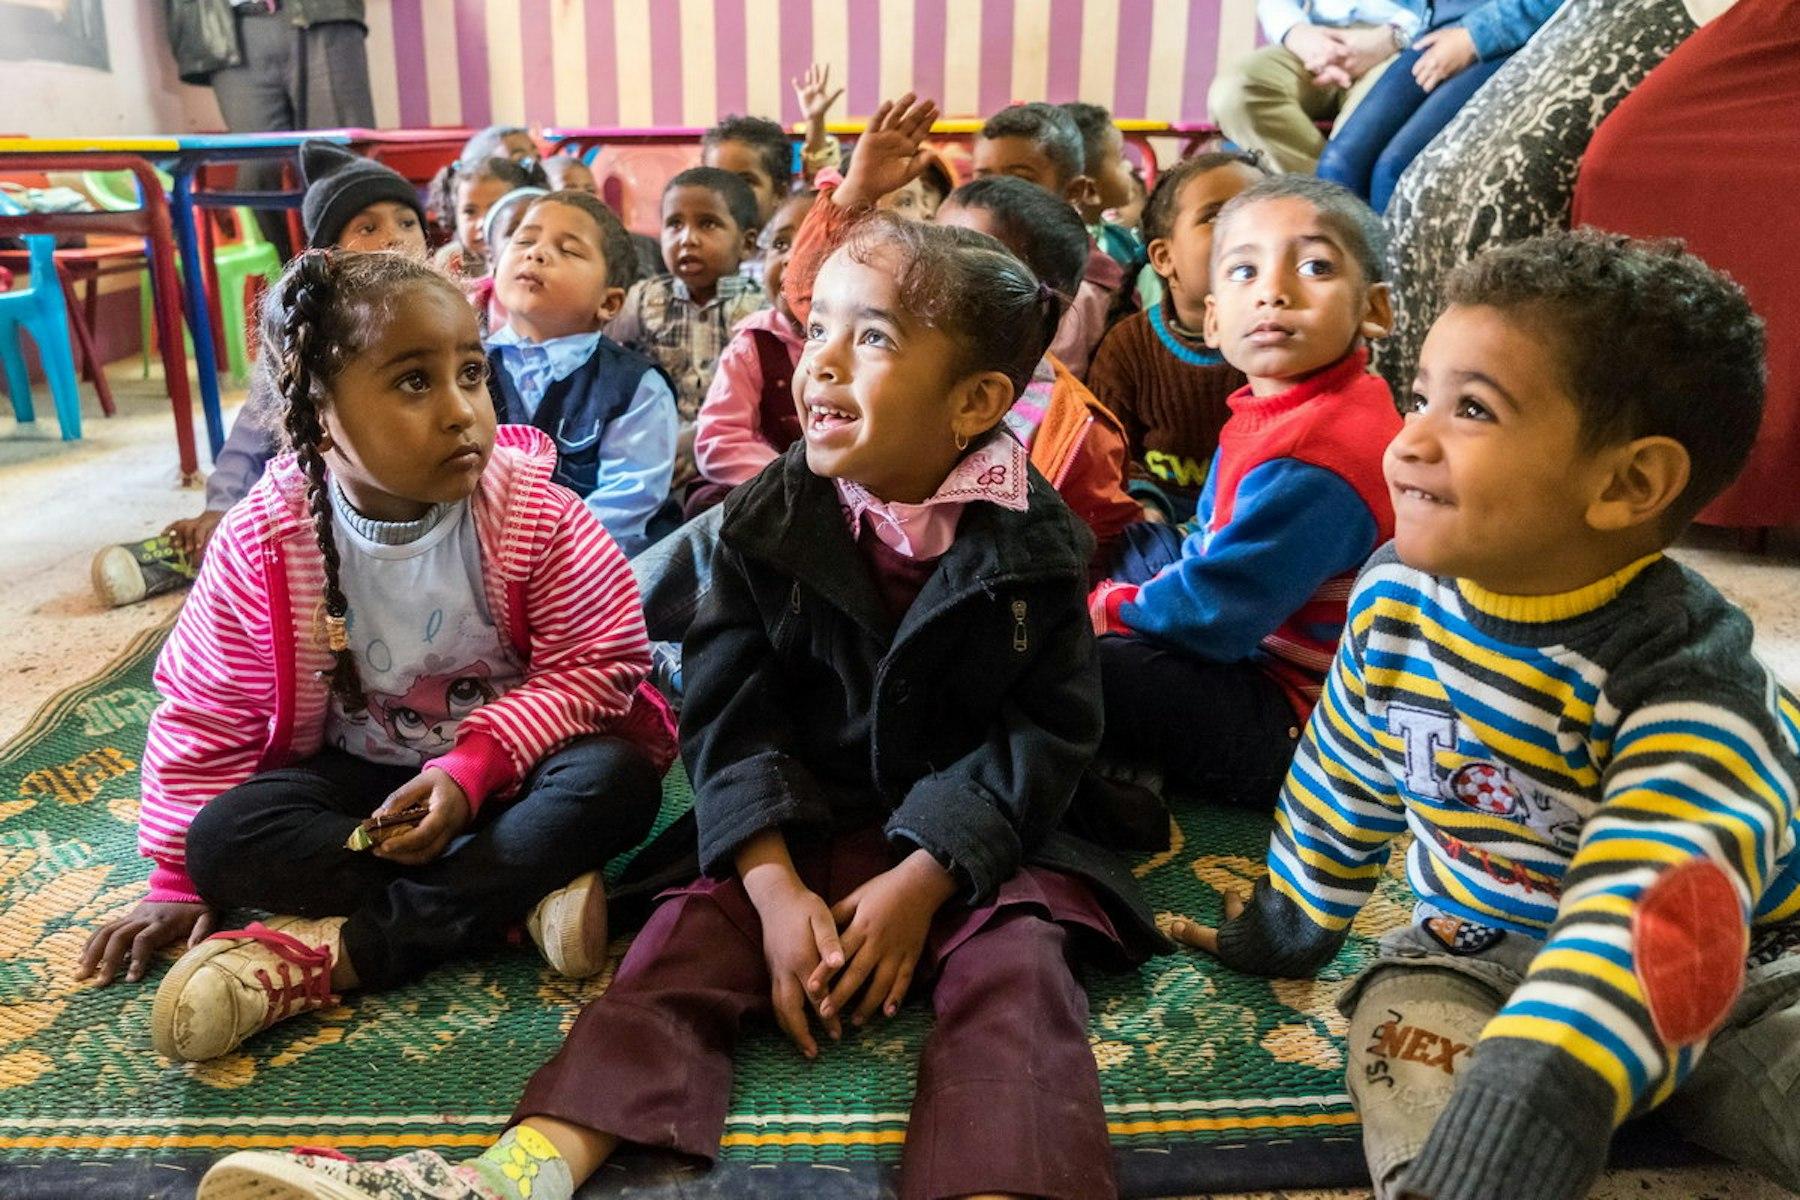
[1172,231,1800,1200]
[197,210,1164,1200]
[78,251,675,1069]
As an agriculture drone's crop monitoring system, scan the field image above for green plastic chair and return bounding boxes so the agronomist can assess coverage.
[84,171,282,385]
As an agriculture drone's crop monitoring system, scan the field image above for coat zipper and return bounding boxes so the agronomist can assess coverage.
[1012,599,1028,652]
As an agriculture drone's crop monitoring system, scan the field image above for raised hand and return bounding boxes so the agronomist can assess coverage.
[793,62,845,125]
[837,93,941,208]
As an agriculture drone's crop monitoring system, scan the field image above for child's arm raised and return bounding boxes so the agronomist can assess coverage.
[780,93,939,328]
[792,63,845,182]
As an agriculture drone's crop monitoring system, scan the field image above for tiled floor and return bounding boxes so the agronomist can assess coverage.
[3,366,1797,1199]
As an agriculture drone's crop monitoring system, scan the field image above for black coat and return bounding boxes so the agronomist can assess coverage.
[678,444,1165,957]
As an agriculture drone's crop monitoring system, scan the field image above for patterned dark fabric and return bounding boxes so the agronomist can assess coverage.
[1375,0,1697,392]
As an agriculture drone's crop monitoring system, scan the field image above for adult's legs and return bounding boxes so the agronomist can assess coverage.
[1367,57,1507,214]
[297,21,377,129]
[205,10,299,255]
[1207,44,1344,174]
[1096,634,1301,807]
[1317,49,1430,203]
[902,910,1114,1200]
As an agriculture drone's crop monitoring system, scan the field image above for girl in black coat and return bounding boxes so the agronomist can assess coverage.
[203,213,1163,1200]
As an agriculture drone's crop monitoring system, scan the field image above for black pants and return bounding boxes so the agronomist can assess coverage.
[1098,634,1302,809]
[185,736,661,990]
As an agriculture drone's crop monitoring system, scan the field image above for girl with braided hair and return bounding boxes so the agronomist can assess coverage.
[76,249,676,1065]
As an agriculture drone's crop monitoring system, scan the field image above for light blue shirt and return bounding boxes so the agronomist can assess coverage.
[1256,0,1423,47]
[486,325,678,557]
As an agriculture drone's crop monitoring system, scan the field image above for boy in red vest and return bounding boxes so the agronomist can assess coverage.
[1089,176,1399,813]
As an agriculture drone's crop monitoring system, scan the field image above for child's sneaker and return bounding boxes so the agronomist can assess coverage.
[151,917,346,1062]
[91,534,197,607]
[197,1146,500,1200]
[525,870,608,978]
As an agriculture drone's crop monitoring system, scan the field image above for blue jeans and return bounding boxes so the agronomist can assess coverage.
[1316,47,1508,214]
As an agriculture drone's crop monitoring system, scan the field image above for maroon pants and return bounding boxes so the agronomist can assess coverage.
[512,829,1119,1199]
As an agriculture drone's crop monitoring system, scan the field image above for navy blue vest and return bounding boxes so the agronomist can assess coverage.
[485,335,673,497]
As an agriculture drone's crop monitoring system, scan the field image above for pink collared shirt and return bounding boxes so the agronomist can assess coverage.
[694,307,806,488]
[833,432,1031,559]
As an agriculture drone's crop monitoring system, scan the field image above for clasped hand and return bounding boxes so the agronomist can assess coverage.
[753,849,956,1058]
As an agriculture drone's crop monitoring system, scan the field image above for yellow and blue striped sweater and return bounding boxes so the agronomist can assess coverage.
[1216,544,1800,1137]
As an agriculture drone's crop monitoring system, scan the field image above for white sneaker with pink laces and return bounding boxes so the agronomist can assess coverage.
[151,916,346,1062]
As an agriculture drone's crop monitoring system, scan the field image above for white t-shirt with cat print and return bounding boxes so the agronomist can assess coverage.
[323,492,524,768]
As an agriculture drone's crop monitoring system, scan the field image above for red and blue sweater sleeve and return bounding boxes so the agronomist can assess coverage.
[1118,458,1378,660]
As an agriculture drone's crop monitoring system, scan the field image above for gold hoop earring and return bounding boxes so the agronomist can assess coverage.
[954,431,969,452]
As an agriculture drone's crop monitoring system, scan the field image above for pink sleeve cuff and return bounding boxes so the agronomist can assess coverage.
[428,730,519,816]
[147,861,204,905]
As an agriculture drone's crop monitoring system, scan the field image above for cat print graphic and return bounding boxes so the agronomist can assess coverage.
[363,660,500,763]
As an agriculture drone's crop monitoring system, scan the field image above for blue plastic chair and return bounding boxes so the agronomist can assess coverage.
[0,194,82,440]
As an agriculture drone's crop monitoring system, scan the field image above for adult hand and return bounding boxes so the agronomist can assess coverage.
[163,509,225,564]
[792,62,845,126]
[1283,22,1349,81]
[814,850,955,1027]
[749,871,845,1057]
[1321,25,1401,88]
[76,900,218,985]
[1162,888,1247,954]
[369,767,471,866]
[1412,27,1478,92]
[837,93,942,209]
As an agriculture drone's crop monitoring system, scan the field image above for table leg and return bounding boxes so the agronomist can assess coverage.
[136,176,200,481]
[171,168,226,460]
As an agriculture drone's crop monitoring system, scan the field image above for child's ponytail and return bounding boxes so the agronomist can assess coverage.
[841,212,1062,396]
[268,249,367,713]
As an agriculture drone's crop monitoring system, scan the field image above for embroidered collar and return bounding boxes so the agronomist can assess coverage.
[833,432,1030,559]
[1149,302,1224,367]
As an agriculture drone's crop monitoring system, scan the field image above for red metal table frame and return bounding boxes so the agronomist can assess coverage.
[0,149,199,480]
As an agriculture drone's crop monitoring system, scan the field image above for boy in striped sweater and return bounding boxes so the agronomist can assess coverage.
[1176,231,1800,1199]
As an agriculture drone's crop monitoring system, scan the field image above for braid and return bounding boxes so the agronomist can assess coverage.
[271,250,367,713]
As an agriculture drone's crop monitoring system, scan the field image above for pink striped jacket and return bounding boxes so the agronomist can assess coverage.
[138,425,676,903]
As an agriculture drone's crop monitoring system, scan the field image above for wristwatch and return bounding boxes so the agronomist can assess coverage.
[1388,22,1410,52]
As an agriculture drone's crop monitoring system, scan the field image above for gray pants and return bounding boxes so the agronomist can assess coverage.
[208,12,375,253]
[1341,924,1800,1199]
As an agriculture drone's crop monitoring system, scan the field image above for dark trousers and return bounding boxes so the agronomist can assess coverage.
[1098,634,1301,809]
[513,830,1117,1200]
[184,736,661,991]
[1315,47,1509,214]
[208,13,376,255]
